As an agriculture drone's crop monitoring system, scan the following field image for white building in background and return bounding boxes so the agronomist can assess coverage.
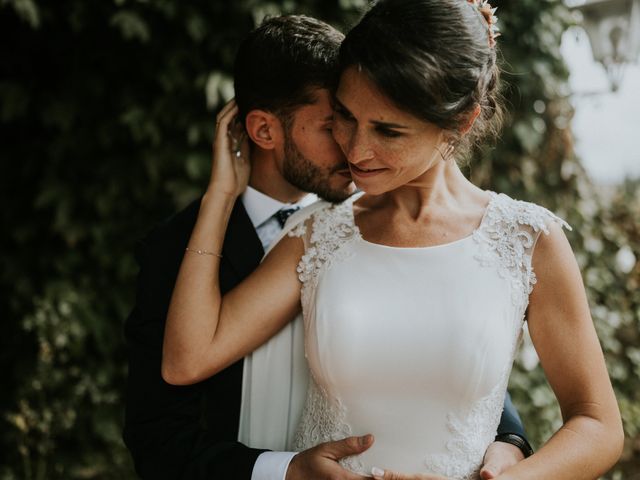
[561,27,640,184]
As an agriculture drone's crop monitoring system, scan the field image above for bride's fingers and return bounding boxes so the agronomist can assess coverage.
[213,105,239,150]
[215,104,239,135]
[208,100,249,195]
[213,99,248,162]
[372,468,450,480]
[215,99,237,126]
[228,117,250,159]
[210,105,240,171]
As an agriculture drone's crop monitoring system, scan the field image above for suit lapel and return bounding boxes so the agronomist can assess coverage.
[222,199,264,281]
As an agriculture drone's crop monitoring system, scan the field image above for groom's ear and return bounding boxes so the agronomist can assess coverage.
[245,109,285,151]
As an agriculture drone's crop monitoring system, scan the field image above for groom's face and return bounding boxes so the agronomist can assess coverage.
[282,88,356,203]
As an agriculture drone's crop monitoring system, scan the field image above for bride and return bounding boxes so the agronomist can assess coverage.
[161,0,623,478]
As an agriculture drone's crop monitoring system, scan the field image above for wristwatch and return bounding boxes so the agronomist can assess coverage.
[494,433,534,458]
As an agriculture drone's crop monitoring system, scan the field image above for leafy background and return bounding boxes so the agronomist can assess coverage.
[0,0,638,478]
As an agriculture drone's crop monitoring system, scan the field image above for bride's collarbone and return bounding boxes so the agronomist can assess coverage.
[354,213,479,248]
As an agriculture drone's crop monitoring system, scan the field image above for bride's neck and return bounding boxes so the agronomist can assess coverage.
[384,161,474,218]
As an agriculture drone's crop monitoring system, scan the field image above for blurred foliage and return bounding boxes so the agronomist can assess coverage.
[0,0,637,478]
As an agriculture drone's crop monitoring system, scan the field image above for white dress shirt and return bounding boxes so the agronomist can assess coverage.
[242,186,316,250]
[240,186,315,480]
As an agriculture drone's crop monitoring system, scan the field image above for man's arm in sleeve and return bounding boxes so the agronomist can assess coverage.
[495,391,533,458]
[250,452,298,480]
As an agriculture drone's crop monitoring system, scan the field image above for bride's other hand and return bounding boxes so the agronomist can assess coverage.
[208,99,250,198]
[371,467,451,480]
[370,440,523,480]
[479,441,524,479]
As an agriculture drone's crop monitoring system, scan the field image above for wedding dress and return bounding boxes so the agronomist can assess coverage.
[281,191,569,479]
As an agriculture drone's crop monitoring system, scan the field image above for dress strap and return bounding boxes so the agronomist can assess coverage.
[473,192,571,310]
[289,194,361,289]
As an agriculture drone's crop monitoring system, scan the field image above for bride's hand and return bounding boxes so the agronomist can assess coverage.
[208,99,250,198]
[479,441,524,479]
[371,467,451,480]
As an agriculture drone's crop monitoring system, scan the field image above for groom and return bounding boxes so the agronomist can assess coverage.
[123,14,531,480]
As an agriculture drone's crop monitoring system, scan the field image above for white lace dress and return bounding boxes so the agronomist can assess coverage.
[287,191,569,479]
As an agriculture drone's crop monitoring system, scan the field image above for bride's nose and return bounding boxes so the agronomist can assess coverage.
[345,130,375,164]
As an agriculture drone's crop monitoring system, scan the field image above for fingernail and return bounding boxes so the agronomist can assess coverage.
[371,466,384,478]
[359,434,372,446]
[481,468,495,479]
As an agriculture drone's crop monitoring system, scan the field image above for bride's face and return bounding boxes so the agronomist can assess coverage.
[332,67,448,195]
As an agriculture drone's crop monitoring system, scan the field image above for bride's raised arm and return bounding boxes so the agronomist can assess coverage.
[161,101,305,386]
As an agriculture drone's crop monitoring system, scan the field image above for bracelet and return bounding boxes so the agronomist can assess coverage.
[185,247,223,258]
[494,433,534,458]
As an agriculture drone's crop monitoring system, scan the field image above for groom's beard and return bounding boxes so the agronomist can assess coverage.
[282,130,352,204]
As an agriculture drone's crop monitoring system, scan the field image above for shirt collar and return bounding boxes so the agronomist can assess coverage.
[241,186,316,228]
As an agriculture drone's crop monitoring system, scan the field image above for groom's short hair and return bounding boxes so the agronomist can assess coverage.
[234,15,344,123]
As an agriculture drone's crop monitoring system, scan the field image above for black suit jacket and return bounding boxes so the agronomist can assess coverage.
[123,196,528,480]
[124,197,266,480]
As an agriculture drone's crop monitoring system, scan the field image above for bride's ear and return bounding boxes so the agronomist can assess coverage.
[245,110,285,151]
[459,104,482,135]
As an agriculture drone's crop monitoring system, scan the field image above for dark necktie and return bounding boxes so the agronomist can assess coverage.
[274,206,300,228]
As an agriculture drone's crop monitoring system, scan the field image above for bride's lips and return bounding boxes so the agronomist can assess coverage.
[349,163,387,178]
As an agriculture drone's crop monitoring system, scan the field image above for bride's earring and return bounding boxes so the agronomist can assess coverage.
[439,138,457,162]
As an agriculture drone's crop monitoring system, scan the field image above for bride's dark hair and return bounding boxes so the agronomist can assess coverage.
[339,0,504,154]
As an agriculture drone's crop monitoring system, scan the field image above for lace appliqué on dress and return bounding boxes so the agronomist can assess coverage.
[288,199,360,308]
[288,221,307,239]
[473,192,571,310]
[292,375,366,473]
[424,380,506,479]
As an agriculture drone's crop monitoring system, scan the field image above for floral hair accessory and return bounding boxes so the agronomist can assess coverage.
[467,0,500,48]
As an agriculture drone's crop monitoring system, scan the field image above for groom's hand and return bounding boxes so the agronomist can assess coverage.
[479,440,525,479]
[286,434,375,480]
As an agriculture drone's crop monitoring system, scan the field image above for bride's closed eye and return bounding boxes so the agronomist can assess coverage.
[374,126,403,138]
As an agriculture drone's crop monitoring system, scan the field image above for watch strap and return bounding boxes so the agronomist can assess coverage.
[494,432,534,458]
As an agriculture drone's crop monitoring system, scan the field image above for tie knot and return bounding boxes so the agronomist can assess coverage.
[274,206,300,228]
